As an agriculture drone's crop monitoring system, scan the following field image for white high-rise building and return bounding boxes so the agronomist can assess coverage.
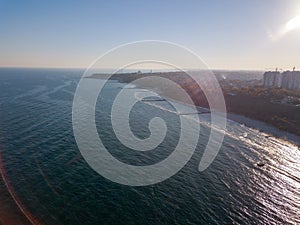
[263,71,300,90]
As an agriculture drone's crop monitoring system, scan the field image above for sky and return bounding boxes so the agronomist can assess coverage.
[0,0,300,70]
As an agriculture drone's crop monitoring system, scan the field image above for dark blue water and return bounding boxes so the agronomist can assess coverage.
[0,68,299,225]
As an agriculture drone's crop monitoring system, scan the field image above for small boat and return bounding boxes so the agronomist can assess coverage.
[257,162,265,167]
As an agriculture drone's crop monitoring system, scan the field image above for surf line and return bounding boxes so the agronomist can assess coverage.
[135,91,210,116]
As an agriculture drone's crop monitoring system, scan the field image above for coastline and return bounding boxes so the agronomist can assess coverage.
[88,72,299,146]
[160,96,300,146]
[227,113,300,146]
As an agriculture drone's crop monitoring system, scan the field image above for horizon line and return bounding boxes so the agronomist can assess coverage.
[0,66,265,72]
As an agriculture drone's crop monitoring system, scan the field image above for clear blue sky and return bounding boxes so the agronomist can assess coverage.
[1,0,300,70]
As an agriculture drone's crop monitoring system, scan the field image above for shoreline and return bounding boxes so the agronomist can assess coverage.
[226,113,300,146]
[162,96,300,146]
[88,73,299,145]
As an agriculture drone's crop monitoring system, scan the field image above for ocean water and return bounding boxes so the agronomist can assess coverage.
[0,68,299,225]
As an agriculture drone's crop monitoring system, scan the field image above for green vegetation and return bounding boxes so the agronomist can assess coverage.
[223,84,300,136]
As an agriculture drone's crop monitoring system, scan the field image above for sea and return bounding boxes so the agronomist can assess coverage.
[0,68,299,225]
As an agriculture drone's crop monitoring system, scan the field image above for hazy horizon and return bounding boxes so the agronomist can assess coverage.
[1,0,300,70]
[0,66,267,72]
